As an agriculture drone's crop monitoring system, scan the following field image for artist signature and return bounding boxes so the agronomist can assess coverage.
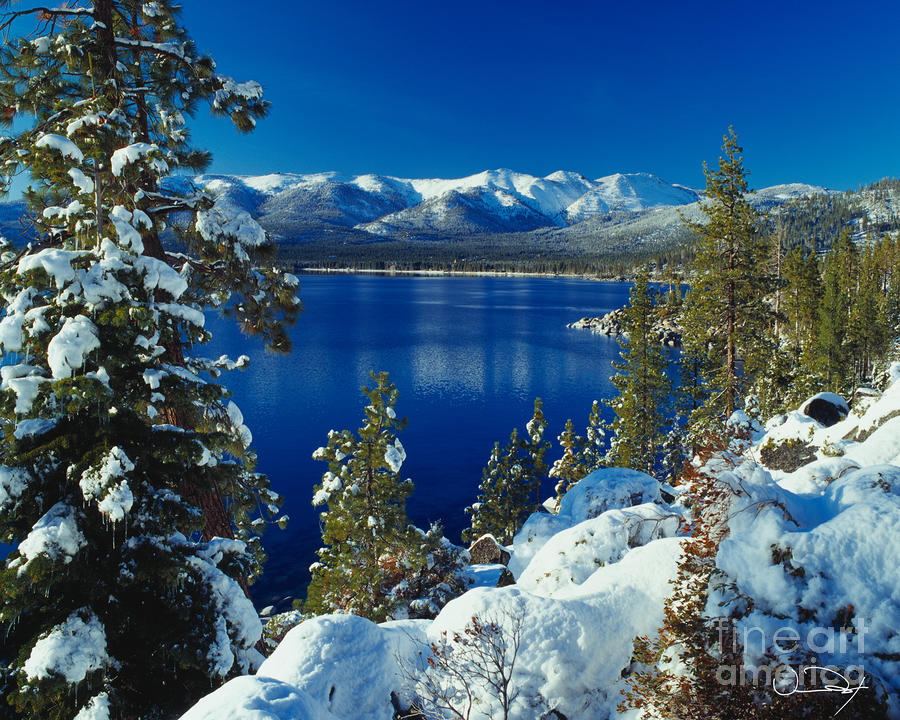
[773,665,869,715]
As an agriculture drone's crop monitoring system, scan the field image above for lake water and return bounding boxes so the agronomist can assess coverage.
[208,274,665,609]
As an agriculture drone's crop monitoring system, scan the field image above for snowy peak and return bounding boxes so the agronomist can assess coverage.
[566,172,701,222]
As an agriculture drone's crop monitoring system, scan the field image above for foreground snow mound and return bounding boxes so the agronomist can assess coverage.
[255,614,426,720]
[714,458,900,712]
[179,675,338,720]
[711,369,900,717]
[516,503,680,596]
[509,467,661,577]
[426,571,680,719]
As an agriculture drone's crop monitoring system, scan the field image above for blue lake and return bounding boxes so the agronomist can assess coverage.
[208,274,667,609]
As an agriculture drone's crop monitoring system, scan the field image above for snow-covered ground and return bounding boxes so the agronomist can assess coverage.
[181,365,900,720]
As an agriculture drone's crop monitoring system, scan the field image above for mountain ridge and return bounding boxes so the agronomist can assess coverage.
[193,168,830,242]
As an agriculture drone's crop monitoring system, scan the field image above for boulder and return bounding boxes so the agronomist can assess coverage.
[759,437,817,472]
[467,534,511,566]
[801,392,849,427]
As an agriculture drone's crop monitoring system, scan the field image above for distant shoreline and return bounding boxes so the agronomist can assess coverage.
[299,266,625,281]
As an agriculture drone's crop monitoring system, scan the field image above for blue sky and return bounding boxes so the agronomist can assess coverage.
[116,2,900,189]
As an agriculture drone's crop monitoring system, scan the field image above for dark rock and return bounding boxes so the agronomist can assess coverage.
[495,568,516,587]
[391,691,425,720]
[802,396,848,427]
[542,710,568,720]
[467,534,511,566]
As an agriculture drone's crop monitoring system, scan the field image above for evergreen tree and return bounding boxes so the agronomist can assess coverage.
[305,372,453,622]
[464,399,549,544]
[817,229,855,391]
[463,428,530,545]
[682,128,774,428]
[782,246,823,352]
[580,400,608,473]
[549,418,587,502]
[605,273,670,476]
[0,3,298,718]
[521,397,550,512]
[847,242,891,387]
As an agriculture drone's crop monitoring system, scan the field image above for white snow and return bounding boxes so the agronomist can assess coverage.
[384,439,406,473]
[0,465,30,513]
[108,205,144,252]
[190,538,263,676]
[18,248,85,289]
[509,467,661,577]
[47,314,100,379]
[23,610,107,682]
[35,133,84,163]
[17,502,85,572]
[195,204,267,254]
[80,446,135,522]
[180,676,339,720]
[68,167,95,195]
[74,693,110,720]
[110,142,167,177]
[254,614,425,720]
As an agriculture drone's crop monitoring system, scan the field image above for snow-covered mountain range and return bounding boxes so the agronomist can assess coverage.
[0,169,848,267]
[193,169,828,241]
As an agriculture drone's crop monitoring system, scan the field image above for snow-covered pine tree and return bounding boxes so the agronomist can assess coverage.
[681,128,775,429]
[549,417,587,502]
[580,399,608,473]
[605,272,670,476]
[0,3,299,718]
[521,397,549,512]
[463,427,530,546]
[305,372,461,622]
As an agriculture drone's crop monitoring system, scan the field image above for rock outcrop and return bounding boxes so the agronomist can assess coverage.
[568,308,681,346]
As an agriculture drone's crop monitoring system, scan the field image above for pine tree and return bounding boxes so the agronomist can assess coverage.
[682,128,774,428]
[817,229,855,391]
[521,397,550,512]
[605,272,670,476]
[847,242,891,387]
[549,418,587,501]
[463,428,530,546]
[305,372,452,622]
[580,399,608,473]
[0,4,299,718]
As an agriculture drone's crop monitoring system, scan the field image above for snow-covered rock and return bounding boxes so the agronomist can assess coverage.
[253,614,426,720]
[509,467,661,577]
[179,675,339,720]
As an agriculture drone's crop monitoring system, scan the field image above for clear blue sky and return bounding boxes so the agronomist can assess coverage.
[180,1,898,190]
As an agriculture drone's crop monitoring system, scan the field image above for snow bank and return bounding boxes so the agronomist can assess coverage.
[255,614,425,720]
[516,503,679,596]
[509,467,661,576]
[180,676,338,720]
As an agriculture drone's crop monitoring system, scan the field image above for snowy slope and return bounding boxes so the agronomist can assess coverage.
[566,172,700,222]
[182,365,900,720]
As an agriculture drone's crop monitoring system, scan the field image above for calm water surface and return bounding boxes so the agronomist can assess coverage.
[208,274,659,608]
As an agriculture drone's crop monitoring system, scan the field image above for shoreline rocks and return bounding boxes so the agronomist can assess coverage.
[568,308,682,347]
